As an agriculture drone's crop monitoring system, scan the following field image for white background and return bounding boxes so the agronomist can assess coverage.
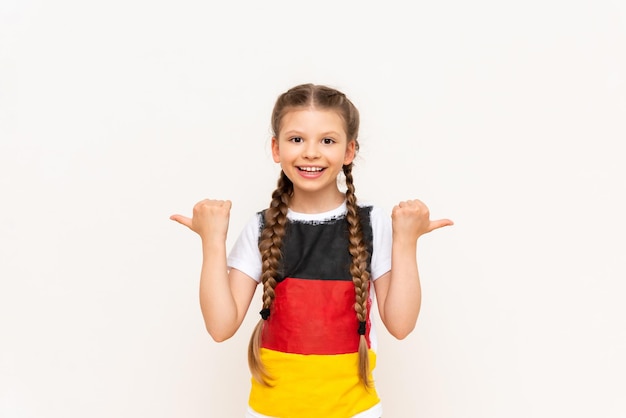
[1,1,625,417]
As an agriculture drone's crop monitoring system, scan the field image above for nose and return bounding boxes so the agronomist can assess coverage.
[302,141,320,159]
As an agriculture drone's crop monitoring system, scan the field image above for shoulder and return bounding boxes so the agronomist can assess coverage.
[255,209,266,230]
[358,202,392,245]
[226,210,265,282]
[233,210,265,246]
[360,204,392,280]
[357,202,390,224]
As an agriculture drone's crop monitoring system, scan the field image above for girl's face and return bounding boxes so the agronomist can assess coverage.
[272,108,356,207]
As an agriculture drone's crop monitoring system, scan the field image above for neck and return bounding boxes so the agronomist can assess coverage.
[289,191,346,214]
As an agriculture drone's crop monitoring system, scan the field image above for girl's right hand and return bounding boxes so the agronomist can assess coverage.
[170,199,232,240]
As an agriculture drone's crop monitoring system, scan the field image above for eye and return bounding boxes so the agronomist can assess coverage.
[290,136,303,143]
[322,137,335,145]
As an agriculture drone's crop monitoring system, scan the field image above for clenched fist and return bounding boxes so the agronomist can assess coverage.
[170,199,232,240]
[392,199,453,243]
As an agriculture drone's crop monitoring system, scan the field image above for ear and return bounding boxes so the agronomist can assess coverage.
[271,137,280,163]
[343,140,356,165]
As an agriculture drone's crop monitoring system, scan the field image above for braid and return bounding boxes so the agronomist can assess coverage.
[343,163,372,387]
[247,171,292,385]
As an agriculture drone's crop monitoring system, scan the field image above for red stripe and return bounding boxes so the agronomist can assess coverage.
[261,277,371,355]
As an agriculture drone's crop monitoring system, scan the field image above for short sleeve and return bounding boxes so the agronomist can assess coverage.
[370,206,392,281]
[227,213,263,282]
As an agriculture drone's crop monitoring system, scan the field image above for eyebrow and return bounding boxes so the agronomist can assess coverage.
[282,130,342,137]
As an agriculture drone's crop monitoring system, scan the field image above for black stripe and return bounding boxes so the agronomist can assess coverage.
[258,206,374,282]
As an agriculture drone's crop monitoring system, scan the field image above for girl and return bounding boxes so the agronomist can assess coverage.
[170,83,453,418]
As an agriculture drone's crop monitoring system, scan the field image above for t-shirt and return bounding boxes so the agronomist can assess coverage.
[228,201,392,418]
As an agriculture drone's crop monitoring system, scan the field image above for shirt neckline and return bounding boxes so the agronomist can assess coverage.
[287,200,347,222]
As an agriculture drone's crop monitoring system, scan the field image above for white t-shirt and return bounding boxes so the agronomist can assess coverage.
[228,201,392,284]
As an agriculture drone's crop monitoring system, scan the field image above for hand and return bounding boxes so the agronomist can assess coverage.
[170,199,232,240]
[392,199,453,243]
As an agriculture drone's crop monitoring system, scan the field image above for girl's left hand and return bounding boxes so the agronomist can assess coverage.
[392,199,453,242]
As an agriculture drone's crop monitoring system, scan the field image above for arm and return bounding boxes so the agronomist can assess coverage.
[170,199,258,342]
[374,200,452,339]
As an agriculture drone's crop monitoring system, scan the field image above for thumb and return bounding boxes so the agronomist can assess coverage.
[170,214,192,229]
[429,218,454,232]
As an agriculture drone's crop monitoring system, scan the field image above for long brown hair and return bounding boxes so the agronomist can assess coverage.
[248,83,371,386]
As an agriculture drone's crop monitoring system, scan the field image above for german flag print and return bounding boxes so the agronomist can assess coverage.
[248,207,381,418]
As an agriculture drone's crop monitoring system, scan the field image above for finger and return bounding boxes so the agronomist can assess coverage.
[395,199,426,211]
[169,214,192,228]
[429,218,454,231]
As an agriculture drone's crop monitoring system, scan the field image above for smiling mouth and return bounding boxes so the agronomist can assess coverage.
[298,167,324,172]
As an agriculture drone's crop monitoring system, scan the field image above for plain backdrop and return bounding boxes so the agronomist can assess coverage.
[1,1,625,417]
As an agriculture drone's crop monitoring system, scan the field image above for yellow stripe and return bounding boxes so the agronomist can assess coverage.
[249,348,380,418]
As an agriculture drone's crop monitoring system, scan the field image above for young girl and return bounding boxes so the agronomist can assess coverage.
[170,83,453,418]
